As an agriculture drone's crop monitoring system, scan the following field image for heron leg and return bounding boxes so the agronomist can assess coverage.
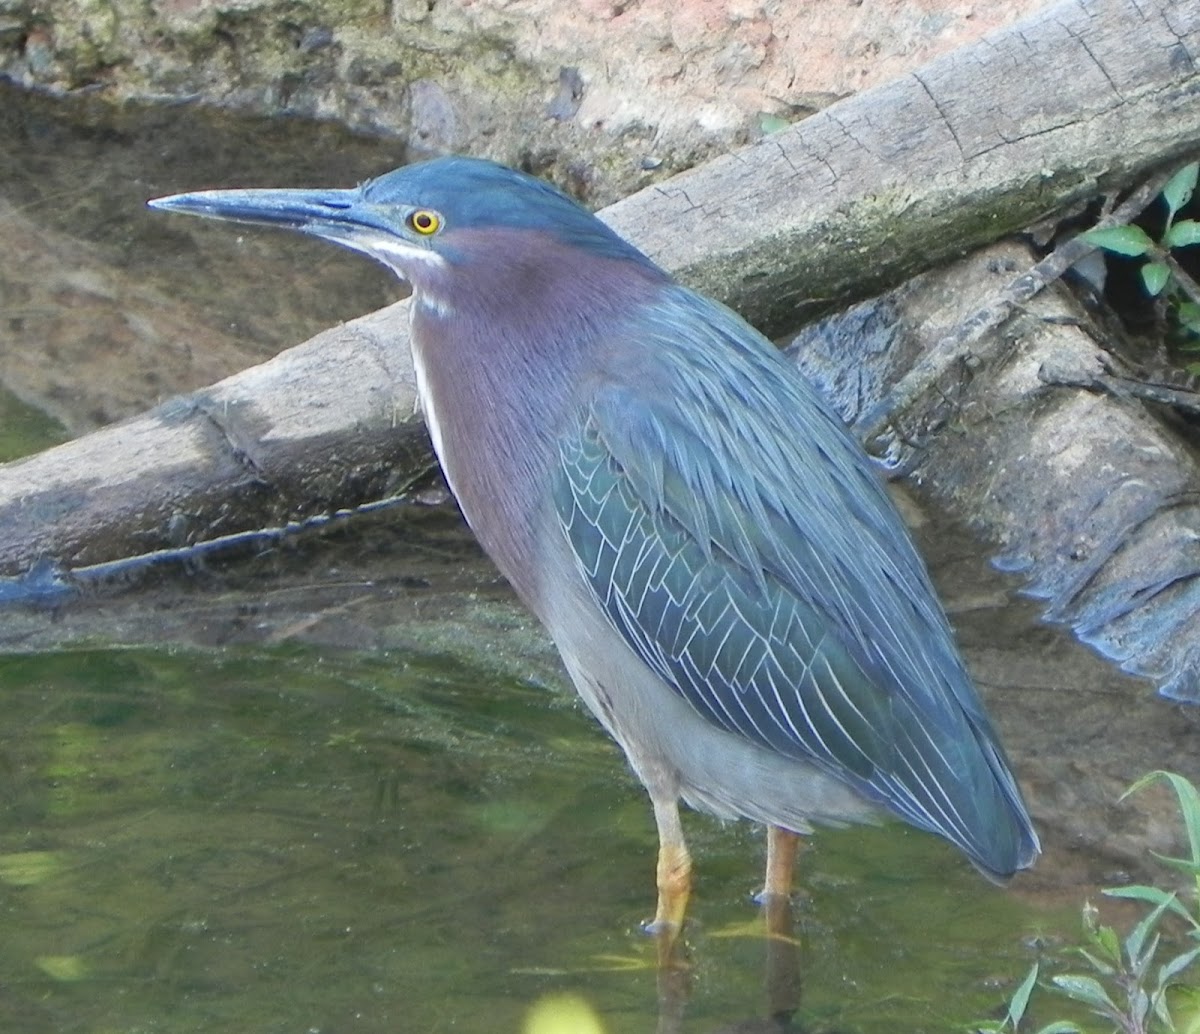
[761,825,801,901]
[646,794,692,943]
[760,827,803,1016]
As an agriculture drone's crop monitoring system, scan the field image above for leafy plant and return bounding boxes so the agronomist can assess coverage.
[973,961,1080,1034]
[1081,164,1200,346]
[971,771,1200,1034]
[1052,892,1197,1034]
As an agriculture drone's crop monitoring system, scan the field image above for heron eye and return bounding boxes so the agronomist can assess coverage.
[407,209,441,235]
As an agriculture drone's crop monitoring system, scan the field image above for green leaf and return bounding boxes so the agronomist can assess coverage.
[1179,302,1200,337]
[1148,850,1200,877]
[1153,987,1175,1032]
[1007,963,1040,1027]
[1094,922,1122,964]
[1167,984,1200,1034]
[1034,1023,1082,1034]
[1159,945,1200,985]
[1127,894,1174,965]
[1076,947,1117,977]
[1130,934,1160,987]
[1082,224,1156,257]
[1163,163,1199,221]
[1052,974,1119,1013]
[1105,884,1177,907]
[1142,260,1171,296]
[1168,219,1200,248]
[1105,885,1195,927]
[1124,773,1200,867]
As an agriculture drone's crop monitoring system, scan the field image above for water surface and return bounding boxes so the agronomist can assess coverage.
[0,644,1065,1034]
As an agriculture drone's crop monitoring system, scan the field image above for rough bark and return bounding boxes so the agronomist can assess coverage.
[791,239,1200,702]
[605,0,1200,332]
[0,307,429,571]
[0,0,1197,695]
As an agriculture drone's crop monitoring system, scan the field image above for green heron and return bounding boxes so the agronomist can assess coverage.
[150,156,1038,941]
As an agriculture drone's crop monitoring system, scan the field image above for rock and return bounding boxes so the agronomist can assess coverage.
[0,0,1048,203]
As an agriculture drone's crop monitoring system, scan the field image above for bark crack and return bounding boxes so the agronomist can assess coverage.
[1059,18,1123,98]
[655,185,699,214]
[911,72,964,162]
[190,396,272,487]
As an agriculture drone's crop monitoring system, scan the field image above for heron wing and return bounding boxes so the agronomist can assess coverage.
[552,286,1032,871]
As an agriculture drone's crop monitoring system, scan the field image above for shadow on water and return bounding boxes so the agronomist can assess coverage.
[0,80,401,435]
[0,84,1194,1033]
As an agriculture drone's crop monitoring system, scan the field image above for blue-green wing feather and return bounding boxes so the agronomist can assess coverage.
[560,419,889,782]
[554,286,1037,876]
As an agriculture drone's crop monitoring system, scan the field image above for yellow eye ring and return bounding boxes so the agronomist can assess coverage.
[407,209,441,236]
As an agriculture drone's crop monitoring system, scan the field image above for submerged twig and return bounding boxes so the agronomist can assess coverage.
[0,491,425,609]
[1040,359,1200,417]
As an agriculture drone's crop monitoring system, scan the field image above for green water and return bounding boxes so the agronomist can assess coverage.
[0,386,67,460]
[0,644,1060,1034]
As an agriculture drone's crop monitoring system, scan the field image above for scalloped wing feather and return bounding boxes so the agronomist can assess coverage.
[553,286,1038,876]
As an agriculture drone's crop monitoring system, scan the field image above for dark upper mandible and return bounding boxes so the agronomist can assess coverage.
[151,156,655,270]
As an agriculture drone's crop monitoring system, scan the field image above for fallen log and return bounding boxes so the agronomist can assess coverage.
[0,0,1197,700]
[0,306,431,569]
[791,236,1200,702]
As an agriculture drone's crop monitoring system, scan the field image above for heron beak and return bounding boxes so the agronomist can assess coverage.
[149,185,445,283]
[148,186,386,246]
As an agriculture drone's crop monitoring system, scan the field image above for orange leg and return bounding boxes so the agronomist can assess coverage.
[762,825,801,902]
[646,795,692,965]
[759,827,804,1016]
